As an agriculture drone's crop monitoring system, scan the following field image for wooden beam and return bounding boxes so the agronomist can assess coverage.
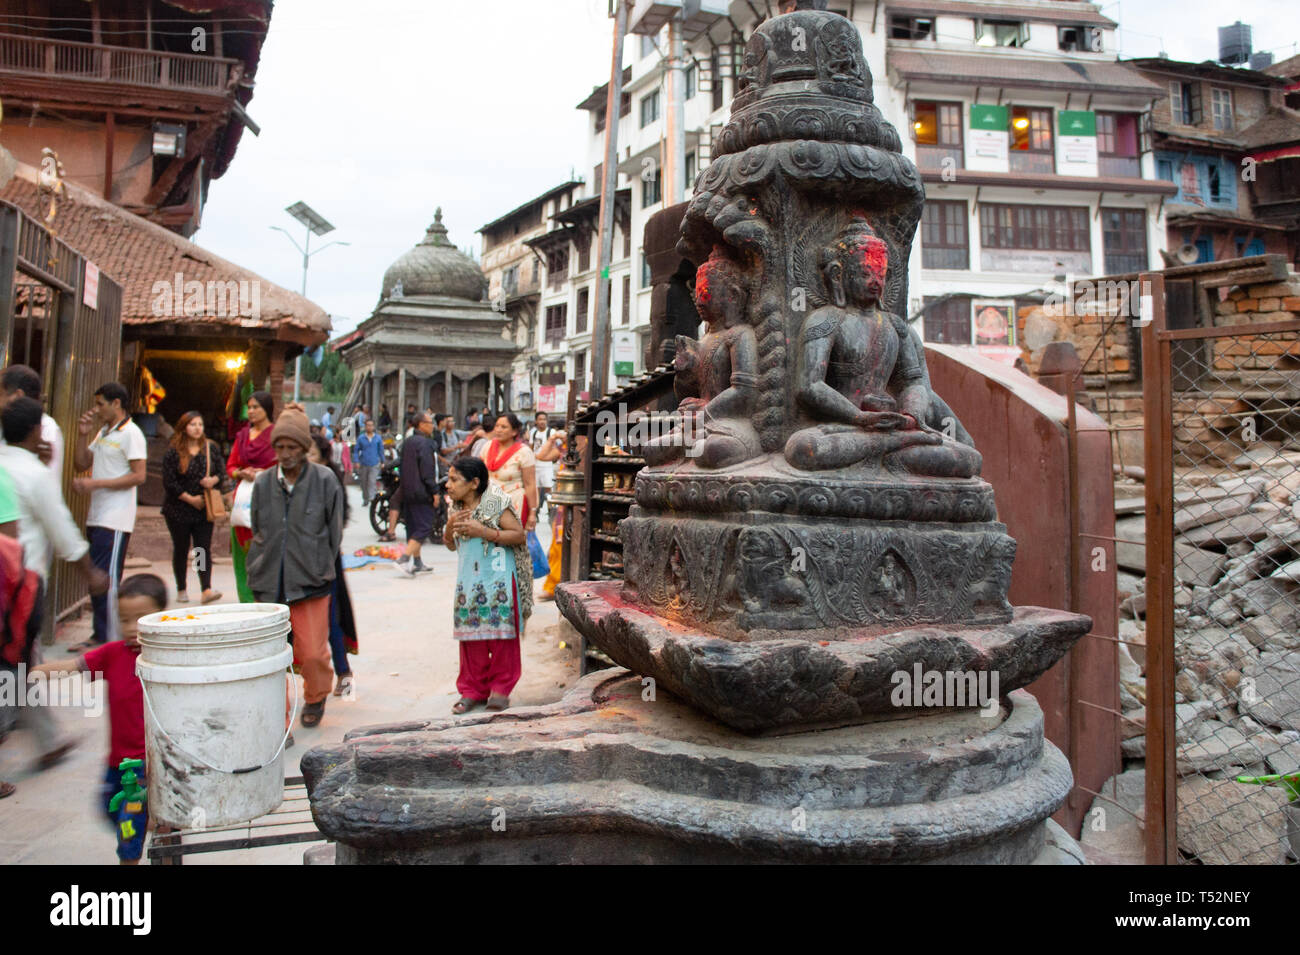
[103,111,114,201]
[142,119,221,207]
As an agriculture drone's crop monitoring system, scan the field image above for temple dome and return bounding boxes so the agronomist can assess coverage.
[381,207,486,301]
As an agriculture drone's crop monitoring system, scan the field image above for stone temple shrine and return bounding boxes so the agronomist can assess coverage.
[338,208,516,422]
[305,1,1093,864]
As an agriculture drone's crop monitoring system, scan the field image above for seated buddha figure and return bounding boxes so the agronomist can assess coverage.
[644,250,761,469]
[784,224,982,478]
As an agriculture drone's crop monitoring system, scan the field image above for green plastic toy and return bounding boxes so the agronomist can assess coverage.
[1234,771,1300,802]
[108,758,146,814]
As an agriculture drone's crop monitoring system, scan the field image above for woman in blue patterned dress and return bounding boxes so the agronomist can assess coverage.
[442,456,532,714]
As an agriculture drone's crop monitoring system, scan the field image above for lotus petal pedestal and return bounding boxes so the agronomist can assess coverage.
[302,669,1083,864]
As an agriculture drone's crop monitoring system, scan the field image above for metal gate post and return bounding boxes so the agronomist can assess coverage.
[1141,271,1176,864]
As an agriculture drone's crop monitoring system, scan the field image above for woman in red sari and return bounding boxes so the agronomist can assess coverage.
[227,390,276,602]
[484,413,538,536]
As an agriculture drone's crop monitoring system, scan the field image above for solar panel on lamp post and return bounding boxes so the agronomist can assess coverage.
[271,201,348,402]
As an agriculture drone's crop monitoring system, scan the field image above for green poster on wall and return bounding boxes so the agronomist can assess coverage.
[969,104,1009,130]
[1058,110,1097,137]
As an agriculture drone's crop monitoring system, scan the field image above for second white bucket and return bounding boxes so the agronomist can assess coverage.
[136,603,294,829]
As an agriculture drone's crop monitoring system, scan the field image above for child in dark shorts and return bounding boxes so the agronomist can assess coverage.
[33,574,166,864]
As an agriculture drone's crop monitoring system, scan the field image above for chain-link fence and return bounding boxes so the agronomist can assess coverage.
[1154,320,1300,865]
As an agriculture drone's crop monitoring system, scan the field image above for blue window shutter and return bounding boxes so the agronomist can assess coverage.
[1219,158,1236,207]
[1195,237,1214,263]
[1245,238,1265,256]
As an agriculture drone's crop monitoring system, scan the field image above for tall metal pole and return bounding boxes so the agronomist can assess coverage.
[293,225,311,402]
[666,13,686,205]
[592,0,629,401]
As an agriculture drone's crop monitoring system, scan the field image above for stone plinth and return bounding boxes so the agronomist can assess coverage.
[557,580,1091,733]
[622,457,1017,633]
[302,670,1081,864]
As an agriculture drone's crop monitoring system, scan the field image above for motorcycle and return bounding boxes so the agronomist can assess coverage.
[368,460,447,542]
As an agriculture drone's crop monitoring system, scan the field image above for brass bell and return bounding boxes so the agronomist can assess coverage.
[550,460,586,505]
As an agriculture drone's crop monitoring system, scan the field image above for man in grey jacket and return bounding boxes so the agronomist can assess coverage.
[247,409,343,727]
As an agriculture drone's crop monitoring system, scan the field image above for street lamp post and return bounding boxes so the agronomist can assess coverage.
[271,200,349,402]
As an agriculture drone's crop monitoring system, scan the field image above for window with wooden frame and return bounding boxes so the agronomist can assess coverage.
[622,275,631,325]
[573,351,587,391]
[1010,106,1054,173]
[974,18,1027,47]
[538,361,566,386]
[546,247,568,289]
[922,296,971,345]
[642,167,662,208]
[1211,87,1233,131]
[920,200,969,270]
[685,63,697,100]
[544,304,567,347]
[711,48,724,111]
[912,100,963,172]
[1170,80,1201,126]
[640,90,661,128]
[979,203,1090,251]
[1096,112,1140,177]
[575,286,590,334]
[1101,208,1148,275]
[577,235,591,274]
[890,15,934,40]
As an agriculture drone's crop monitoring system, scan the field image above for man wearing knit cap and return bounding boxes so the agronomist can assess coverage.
[246,408,344,728]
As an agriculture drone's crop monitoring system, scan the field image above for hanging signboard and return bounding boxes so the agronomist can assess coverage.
[83,261,100,309]
[966,105,1009,172]
[1056,110,1098,177]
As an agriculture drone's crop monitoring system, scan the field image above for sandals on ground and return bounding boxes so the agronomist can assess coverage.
[452,697,481,715]
[301,700,326,727]
[0,781,15,799]
[201,590,223,605]
[486,694,510,712]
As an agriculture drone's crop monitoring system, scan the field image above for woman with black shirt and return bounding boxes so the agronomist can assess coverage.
[161,410,223,604]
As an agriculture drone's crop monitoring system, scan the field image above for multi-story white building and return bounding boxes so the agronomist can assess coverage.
[487,0,1174,395]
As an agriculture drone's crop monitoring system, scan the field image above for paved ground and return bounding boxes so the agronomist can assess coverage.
[0,486,578,865]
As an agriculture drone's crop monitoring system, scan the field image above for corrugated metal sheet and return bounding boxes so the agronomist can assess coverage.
[1,200,123,624]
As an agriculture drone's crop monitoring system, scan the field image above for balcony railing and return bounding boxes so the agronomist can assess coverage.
[1009,152,1055,174]
[915,144,963,173]
[1099,156,1141,178]
[0,32,240,94]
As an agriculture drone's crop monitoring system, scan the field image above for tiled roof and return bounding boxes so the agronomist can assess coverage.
[1237,108,1300,150]
[888,49,1162,95]
[0,162,330,336]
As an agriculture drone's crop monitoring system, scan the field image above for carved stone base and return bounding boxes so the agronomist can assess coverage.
[555,580,1091,733]
[621,512,1016,633]
[301,670,1082,864]
[624,455,1015,632]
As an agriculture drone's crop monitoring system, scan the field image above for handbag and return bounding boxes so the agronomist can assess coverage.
[526,529,549,579]
[202,442,226,522]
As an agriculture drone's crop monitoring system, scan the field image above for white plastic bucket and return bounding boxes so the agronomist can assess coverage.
[136,603,295,829]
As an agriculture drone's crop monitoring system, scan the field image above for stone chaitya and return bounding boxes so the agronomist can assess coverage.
[303,1,1093,864]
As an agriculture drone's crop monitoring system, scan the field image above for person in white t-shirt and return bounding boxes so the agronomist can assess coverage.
[0,364,64,476]
[69,382,147,651]
[528,411,563,522]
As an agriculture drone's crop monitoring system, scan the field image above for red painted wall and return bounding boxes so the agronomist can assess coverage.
[927,344,1120,837]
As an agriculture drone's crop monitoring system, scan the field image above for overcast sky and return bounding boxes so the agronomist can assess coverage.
[194,0,1299,336]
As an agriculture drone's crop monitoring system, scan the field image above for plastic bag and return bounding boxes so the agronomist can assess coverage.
[526,530,549,579]
[231,479,255,529]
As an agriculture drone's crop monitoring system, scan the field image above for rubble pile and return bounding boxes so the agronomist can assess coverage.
[1109,448,1300,863]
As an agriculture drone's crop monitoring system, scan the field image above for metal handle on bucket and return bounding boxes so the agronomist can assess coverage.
[140,668,300,775]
